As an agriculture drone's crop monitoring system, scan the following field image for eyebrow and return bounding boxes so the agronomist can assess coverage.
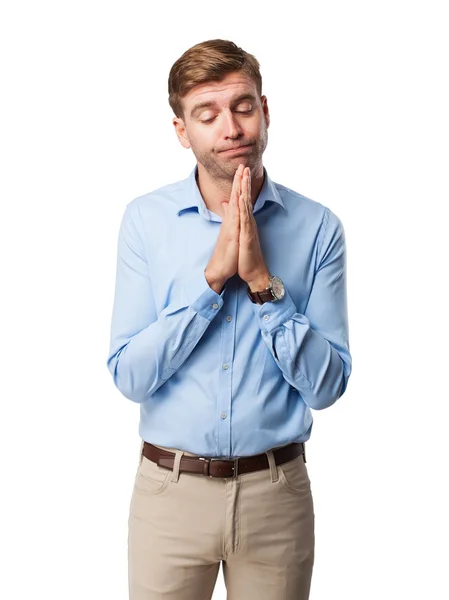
[190,93,257,119]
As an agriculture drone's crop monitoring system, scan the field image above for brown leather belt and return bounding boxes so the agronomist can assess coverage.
[143,441,306,478]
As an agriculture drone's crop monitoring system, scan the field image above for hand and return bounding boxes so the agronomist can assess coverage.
[204,164,244,292]
[237,166,270,290]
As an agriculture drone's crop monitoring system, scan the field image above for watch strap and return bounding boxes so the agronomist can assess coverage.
[246,285,275,304]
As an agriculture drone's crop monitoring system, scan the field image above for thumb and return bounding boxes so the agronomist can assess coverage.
[222,201,228,213]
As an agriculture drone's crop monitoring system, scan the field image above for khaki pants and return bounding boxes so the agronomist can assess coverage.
[128,440,315,599]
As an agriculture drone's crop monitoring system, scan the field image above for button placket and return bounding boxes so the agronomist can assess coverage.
[216,281,239,457]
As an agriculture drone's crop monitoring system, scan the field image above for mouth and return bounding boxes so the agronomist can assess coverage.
[219,144,253,155]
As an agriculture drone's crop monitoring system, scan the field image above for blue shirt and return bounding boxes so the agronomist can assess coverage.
[106,164,352,458]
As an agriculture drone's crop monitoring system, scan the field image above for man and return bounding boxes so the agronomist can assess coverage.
[107,39,352,600]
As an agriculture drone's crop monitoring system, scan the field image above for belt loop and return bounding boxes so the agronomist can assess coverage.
[139,439,144,466]
[171,449,184,483]
[134,439,145,479]
[303,442,307,463]
[266,449,279,483]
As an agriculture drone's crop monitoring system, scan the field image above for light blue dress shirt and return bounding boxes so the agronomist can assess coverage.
[106,164,351,458]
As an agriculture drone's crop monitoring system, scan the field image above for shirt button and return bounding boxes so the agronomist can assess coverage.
[263,314,270,321]
[212,303,219,309]
[220,412,227,419]
[222,363,229,370]
[226,315,232,322]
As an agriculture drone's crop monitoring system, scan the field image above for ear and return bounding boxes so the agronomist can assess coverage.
[172,117,191,149]
[260,95,270,129]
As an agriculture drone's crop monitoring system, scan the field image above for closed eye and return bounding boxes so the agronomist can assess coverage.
[201,109,253,124]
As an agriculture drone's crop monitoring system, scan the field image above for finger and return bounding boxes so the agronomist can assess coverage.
[238,190,244,229]
[246,167,252,221]
[239,178,249,234]
[230,169,238,202]
[247,168,252,216]
[242,167,251,222]
[231,164,244,207]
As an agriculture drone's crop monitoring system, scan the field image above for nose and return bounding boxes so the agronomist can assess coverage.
[223,111,243,140]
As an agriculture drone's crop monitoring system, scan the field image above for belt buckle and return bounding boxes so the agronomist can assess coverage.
[201,457,239,477]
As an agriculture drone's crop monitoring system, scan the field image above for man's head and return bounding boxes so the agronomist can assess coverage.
[168,39,270,182]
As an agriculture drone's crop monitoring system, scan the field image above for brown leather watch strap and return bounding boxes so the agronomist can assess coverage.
[246,285,275,304]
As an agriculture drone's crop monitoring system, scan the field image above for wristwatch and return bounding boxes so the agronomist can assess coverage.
[247,275,285,305]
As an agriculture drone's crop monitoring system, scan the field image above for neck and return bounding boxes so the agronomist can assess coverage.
[196,162,265,219]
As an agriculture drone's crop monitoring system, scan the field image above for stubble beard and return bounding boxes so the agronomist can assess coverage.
[192,127,268,183]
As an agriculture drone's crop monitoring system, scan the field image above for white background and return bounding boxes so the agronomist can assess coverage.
[1,1,448,598]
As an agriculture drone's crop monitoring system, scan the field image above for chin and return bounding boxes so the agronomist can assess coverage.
[221,154,253,164]
[222,159,249,171]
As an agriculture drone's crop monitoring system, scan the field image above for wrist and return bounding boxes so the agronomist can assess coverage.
[204,268,226,294]
[247,272,271,292]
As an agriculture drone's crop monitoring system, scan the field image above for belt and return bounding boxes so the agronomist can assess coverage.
[143,441,306,478]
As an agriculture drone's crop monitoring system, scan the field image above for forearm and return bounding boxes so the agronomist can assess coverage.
[106,203,226,403]
[251,209,352,410]
[107,297,221,403]
[258,298,351,409]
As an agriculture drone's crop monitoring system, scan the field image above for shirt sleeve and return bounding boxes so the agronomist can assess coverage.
[106,202,226,403]
[250,208,352,410]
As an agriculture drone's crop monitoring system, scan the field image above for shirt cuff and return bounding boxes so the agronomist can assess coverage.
[250,284,298,333]
[182,270,227,321]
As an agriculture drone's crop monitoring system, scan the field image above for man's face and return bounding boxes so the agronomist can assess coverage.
[173,71,270,181]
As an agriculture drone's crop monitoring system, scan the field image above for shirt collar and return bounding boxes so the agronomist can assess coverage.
[176,164,286,220]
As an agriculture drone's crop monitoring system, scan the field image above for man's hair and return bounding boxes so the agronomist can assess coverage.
[168,39,262,120]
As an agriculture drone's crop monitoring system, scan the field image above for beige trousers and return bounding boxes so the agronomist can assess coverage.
[128,440,315,600]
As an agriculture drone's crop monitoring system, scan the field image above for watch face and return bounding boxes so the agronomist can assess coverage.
[270,276,285,300]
